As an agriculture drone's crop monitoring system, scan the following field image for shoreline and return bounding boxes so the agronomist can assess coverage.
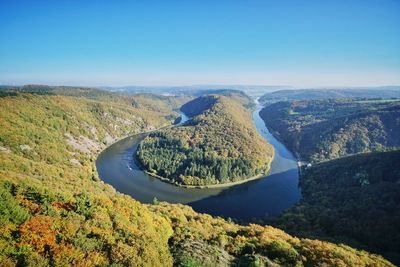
[95,111,186,156]
[96,121,175,155]
[94,118,180,179]
[96,102,301,219]
[97,108,276,190]
[257,106,301,160]
[135,150,275,189]
[130,104,276,189]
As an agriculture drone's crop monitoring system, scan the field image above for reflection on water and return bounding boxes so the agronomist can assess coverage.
[96,108,301,220]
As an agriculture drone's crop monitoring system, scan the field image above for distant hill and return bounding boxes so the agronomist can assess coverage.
[180,95,219,117]
[259,87,400,104]
[0,84,117,99]
[101,84,292,97]
[186,89,255,109]
[259,99,400,162]
[0,85,192,115]
[271,150,400,264]
[180,90,253,116]
[0,85,255,110]
[137,95,274,186]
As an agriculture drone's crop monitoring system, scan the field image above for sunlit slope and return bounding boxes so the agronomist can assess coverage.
[0,92,183,266]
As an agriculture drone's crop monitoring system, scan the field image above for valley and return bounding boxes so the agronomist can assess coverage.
[2,2,399,266]
[96,101,301,220]
[0,86,398,266]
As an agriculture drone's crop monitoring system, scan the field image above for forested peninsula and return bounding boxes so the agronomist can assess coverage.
[136,95,274,187]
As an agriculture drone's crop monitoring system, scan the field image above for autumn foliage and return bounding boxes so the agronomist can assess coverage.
[0,89,395,266]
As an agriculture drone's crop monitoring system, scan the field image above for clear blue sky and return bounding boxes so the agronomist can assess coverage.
[1,0,399,87]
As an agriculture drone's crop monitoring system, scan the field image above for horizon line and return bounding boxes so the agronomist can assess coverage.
[1,83,400,89]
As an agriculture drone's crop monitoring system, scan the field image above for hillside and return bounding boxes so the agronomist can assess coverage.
[137,95,274,186]
[0,85,193,113]
[152,203,394,267]
[0,90,395,266]
[271,151,400,264]
[259,99,400,162]
[259,87,400,104]
[0,91,184,266]
[179,90,254,117]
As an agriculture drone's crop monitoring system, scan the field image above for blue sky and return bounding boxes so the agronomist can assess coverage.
[0,0,399,87]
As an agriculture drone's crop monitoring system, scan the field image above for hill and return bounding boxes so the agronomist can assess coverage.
[0,90,185,266]
[259,87,400,104]
[0,89,395,266]
[271,151,400,264]
[191,89,255,109]
[0,85,193,111]
[136,95,274,186]
[259,99,400,162]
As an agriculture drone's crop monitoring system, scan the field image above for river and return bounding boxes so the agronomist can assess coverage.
[96,104,301,221]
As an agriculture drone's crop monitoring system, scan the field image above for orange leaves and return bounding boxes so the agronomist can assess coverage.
[17,215,108,265]
[18,216,57,254]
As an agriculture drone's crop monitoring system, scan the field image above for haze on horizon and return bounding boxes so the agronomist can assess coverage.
[1,0,399,87]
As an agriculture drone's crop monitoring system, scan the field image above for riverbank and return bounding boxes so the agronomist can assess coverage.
[135,98,275,189]
[134,106,275,189]
[136,152,275,189]
[97,111,188,156]
[93,116,182,181]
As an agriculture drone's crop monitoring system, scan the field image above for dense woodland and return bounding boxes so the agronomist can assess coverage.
[137,95,274,186]
[0,87,393,266]
[271,151,400,264]
[259,99,400,162]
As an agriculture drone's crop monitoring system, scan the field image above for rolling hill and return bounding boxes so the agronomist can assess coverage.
[136,95,274,186]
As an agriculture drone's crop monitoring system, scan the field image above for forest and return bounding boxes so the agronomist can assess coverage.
[271,151,400,264]
[136,95,274,186]
[259,99,400,162]
[0,87,395,266]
